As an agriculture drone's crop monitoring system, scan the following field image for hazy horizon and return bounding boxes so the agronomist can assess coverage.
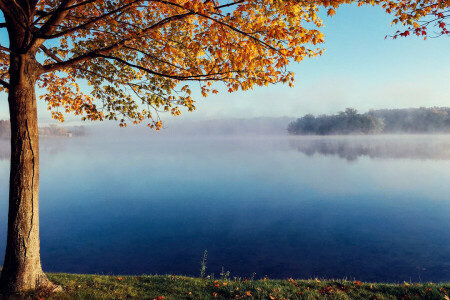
[1,5,449,124]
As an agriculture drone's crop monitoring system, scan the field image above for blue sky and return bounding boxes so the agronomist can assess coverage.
[0,4,449,123]
[189,4,450,120]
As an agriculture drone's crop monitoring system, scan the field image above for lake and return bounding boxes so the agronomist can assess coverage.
[0,133,449,283]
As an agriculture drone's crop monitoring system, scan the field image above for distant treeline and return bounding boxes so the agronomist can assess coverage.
[0,120,86,138]
[288,107,450,135]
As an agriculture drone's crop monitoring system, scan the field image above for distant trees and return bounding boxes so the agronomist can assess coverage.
[288,107,450,135]
[0,120,85,138]
[39,124,69,137]
[367,108,450,133]
[0,119,10,138]
[288,108,384,135]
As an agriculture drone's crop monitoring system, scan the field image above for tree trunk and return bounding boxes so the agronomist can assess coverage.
[0,54,54,293]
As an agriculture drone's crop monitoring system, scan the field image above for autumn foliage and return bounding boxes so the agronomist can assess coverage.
[0,0,343,129]
[1,0,449,294]
[377,0,450,38]
[0,1,447,129]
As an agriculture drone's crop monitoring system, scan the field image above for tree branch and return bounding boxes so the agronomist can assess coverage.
[9,0,29,24]
[30,0,77,50]
[197,12,277,52]
[42,12,193,73]
[32,0,99,25]
[0,45,10,52]
[0,0,18,23]
[35,0,142,40]
[38,0,77,34]
[40,45,63,62]
[95,54,241,81]
[123,45,189,71]
[0,78,10,89]
[150,0,278,51]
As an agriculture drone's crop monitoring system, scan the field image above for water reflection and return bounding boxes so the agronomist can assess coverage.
[289,135,450,161]
[0,134,449,282]
[0,138,67,161]
[0,139,8,160]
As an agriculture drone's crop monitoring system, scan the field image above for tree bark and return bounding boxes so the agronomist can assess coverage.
[0,54,53,293]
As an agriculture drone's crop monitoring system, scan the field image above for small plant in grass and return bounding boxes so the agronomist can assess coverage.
[200,250,208,278]
[220,267,230,281]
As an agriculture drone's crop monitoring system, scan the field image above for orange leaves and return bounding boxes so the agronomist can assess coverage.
[38,72,103,123]
[327,8,336,16]
[3,0,390,131]
[380,0,449,39]
[318,286,334,295]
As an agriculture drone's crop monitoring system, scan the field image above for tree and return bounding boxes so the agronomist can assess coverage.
[380,0,450,38]
[287,108,385,135]
[1,0,449,294]
[0,0,342,293]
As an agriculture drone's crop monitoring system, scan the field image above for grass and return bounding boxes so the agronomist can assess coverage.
[0,273,449,300]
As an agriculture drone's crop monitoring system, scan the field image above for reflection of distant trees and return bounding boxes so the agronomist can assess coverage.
[290,136,450,161]
[0,140,9,160]
[0,140,67,161]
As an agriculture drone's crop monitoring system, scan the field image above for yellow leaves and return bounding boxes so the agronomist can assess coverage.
[180,85,191,95]
[38,73,103,123]
[16,0,361,131]
[155,121,162,131]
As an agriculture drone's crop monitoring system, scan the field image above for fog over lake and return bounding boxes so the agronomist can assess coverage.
[0,123,449,283]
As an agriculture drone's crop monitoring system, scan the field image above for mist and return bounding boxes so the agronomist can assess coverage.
[84,116,294,139]
[1,117,450,282]
[3,117,450,162]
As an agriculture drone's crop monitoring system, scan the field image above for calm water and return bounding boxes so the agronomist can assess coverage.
[0,134,449,282]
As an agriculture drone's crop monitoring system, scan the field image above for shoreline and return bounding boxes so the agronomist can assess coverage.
[1,272,449,299]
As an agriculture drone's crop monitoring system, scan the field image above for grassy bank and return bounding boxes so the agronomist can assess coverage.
[0,273,449,300]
